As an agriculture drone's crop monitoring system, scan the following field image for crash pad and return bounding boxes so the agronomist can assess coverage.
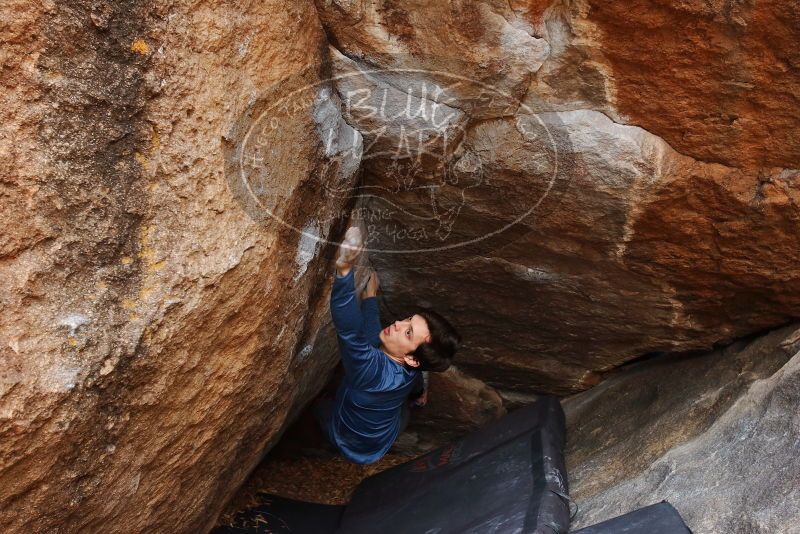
[571,501,692,534]
[213,396,571,534]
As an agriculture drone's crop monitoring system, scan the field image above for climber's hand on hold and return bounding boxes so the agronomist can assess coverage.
[362,269,380,299]
[336,226,363,277]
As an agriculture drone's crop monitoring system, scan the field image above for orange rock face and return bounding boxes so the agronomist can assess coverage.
[1,1,359,532]
[585,0,800,169]
[314,0,800,394]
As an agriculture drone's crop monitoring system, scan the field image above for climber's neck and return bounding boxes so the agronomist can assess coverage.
[381,345,406,366]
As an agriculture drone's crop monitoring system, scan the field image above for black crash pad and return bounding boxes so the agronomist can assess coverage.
[213,396,571,534]
[571,501,692,534]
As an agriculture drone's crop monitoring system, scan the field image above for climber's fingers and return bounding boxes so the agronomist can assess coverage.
[362,268,380,298]
[367,269,379,292]
[336,243,363,266]
[336,226,364,269]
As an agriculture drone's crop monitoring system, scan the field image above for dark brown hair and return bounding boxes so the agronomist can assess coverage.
[411,309,461,372]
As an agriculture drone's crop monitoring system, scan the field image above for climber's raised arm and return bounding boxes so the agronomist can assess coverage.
[330,228,387,385]
[331,227,365,335]
[335,226,362,278]
[359,270,382,348]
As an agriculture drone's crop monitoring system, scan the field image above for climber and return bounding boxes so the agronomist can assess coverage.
[314,227,461,465]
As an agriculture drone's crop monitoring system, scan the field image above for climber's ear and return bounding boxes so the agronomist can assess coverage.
[403,354,421,368]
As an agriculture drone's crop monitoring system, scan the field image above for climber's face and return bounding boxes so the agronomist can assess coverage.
[380,315,431,365]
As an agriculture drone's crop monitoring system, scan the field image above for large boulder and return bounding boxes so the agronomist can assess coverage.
[315,0,800,394]
[3,0,799,530]
[0,1,359,532]
[564,323,800,532]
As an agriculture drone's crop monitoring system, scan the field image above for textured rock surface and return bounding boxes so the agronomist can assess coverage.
[3,0,800,531]
[581,0,800,170]
[1,1,358,532]
[394,366,506,454]
[369,109,799,394]
[317,0,800,394]
[317,0,550,119]
[564,324,800,532]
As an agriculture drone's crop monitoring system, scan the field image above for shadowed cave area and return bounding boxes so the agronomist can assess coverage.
[215,323,800,532]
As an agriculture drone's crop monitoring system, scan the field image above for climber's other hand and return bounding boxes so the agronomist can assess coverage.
[362,269,380,299]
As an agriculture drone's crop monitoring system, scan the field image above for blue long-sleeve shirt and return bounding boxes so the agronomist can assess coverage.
[324,270,419,464]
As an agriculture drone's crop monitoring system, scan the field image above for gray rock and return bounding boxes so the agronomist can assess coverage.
[565,324,800,533]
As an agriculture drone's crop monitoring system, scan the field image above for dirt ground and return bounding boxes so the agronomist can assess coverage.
[215,402,419,526]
